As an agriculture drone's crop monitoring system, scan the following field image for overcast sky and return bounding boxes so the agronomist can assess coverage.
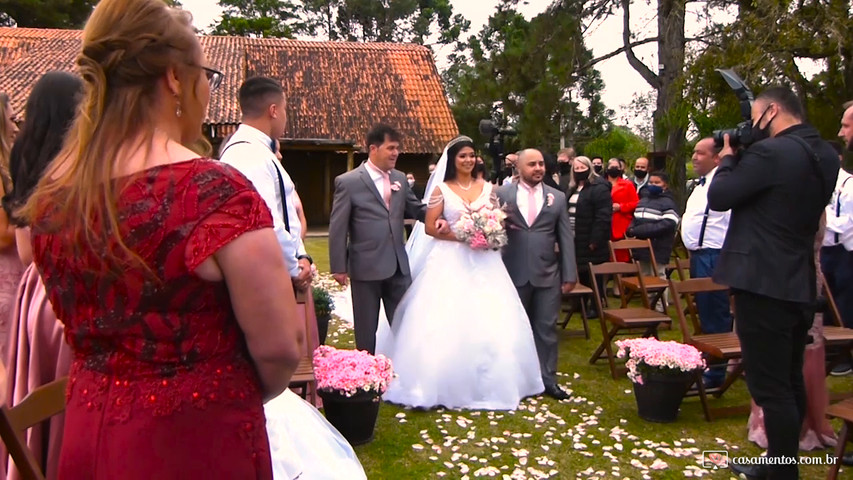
[180,0,719,125]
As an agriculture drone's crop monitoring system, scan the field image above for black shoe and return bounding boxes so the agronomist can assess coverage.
[831,362,852,376]
[729,461,768,479]
[543,385,571,401]
[842,453,853,466]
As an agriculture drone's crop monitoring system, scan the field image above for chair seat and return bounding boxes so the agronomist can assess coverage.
[824,326,853,346]
[290,357,314,383]
[827,398,853,421]
[690,333,741,358]
[603,308,671,328]
[563,284,593,296]
[622,276,668,290]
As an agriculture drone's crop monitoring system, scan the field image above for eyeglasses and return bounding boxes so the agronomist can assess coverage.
[201,66,224,91]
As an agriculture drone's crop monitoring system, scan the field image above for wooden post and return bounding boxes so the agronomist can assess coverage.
[346,150,354,171]
[324,155,331,218]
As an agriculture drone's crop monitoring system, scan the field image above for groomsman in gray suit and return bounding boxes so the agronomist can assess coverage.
[329,124,447,353]
[497,148,578,400]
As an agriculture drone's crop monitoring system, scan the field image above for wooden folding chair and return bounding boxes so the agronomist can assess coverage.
[0,376,68,480]
[669,278,744,421]
[609,239,669,310]
[819,273,853,377]
[587,261,671,379]
[288,288,318,404]
[558,283,594,339]
[826,399,853,480]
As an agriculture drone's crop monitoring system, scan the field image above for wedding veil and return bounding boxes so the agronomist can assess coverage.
[405,135,472,279]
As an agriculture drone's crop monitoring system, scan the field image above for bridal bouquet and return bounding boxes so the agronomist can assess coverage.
[452,204,508,250]
[313,345,394,397]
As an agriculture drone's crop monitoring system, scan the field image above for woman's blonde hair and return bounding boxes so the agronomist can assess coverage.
[569,155,598,190]
[21,0,203,273]
[0,93,13,192]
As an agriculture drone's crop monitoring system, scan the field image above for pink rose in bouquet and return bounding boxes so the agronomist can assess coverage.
[313,345,394,397]
[452,203,508,250]
[615,338,705,385]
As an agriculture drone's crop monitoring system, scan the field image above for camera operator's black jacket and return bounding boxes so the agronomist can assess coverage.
[707,124,839,303]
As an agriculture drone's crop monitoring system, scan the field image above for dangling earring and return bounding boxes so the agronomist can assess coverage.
[174,94,182,118]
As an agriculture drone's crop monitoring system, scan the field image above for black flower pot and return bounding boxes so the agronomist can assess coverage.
[316,313,331,345]
[318,389,381,445]
[632,370,695,423]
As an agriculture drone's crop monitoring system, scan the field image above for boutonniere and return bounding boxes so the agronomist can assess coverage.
[546,193,554,207]
[391,181,401,192]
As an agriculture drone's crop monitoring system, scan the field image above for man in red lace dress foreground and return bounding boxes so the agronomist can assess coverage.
[20,0,305,477]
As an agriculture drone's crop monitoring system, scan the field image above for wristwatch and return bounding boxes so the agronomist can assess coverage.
[297,254,313,265]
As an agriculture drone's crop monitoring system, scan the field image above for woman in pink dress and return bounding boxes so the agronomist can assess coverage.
[0,93,24,365]
[1,71,83,480]
[747,212,836,450]
[20,0,305,478]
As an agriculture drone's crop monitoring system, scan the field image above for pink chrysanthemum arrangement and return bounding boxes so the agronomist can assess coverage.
[615,338,705,385]
[313,345,394,397]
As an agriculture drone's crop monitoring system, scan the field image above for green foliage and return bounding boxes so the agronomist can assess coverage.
[313,286,335,316]
[581,126,651,165]
[211,0,300,37]
[444,0,611,158]
[296,0,469,46]
[0,0,97,28]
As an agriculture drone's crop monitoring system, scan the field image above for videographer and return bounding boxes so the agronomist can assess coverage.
[708,86,839,480]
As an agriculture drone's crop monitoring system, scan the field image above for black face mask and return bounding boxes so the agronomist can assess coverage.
[574,169,590,182]
[751,105,774,144]
[606,167,622,178]
[593,164,603,174]
[633,169,647,179]
[559,163,572,175]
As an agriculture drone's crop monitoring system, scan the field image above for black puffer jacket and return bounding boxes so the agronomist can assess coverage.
[568,177,612,267]
[626,189,680,264]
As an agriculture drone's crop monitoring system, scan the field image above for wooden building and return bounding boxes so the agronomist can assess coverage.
[0,28,458,226]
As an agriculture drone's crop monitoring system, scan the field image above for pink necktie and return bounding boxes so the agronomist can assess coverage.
[380,170,391,210]
[526,185,538,225]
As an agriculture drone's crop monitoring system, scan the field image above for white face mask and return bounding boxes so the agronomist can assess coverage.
[407,179,415,187]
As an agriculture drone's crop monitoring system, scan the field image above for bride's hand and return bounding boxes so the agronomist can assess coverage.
[435,218,451,235]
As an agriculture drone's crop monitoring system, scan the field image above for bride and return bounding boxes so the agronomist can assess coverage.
[376,136,544,410]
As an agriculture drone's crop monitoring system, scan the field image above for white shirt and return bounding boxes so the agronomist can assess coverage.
[516,181,544,226]
[681,167,731,250]
[219,124,307,277]
[823,168,853,250]
[365,159,389,201]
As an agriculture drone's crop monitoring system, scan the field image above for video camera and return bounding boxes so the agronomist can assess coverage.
[712,69,759,149]
[479,119,518,180]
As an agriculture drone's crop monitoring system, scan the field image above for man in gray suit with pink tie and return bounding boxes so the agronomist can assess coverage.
[329,124,447,353]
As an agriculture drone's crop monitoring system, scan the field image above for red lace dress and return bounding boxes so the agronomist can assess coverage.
[31,159,275,480]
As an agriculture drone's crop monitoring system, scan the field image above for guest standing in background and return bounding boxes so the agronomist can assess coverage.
[605,158,638,262]
[566,156,611,318]
[1,71,82,480]
[0,93,24,365]
[20,0,304,477]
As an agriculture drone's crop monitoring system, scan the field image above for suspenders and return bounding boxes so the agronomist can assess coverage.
[220,140,291,233]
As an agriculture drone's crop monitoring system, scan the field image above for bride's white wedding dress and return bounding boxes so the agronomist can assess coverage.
[376,182,544,410]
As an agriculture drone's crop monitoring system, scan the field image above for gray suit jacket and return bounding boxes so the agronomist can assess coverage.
[496,182,577,288]
[329,163,426,281]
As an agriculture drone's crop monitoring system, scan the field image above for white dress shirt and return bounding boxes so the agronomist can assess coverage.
[365,159,388,200]
[219,124,306,277]
[823,168,853,250]
[516,181,544,226]
[681,167,731,250]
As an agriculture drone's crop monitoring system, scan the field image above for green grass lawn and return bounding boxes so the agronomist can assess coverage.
[309,237,853,479]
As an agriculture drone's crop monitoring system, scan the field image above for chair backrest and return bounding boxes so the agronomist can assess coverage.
[589,261,648,311]
[0,376,68,480]
[609,238,658,267]
[674,257,691,281]
[668,278,729,339]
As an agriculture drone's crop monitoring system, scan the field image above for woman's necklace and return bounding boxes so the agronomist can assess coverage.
[456,179,473,191]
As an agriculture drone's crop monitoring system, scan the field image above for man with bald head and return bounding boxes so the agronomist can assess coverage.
[632,157,650,192]
[497,148,577,400]
[681,137,733,389]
